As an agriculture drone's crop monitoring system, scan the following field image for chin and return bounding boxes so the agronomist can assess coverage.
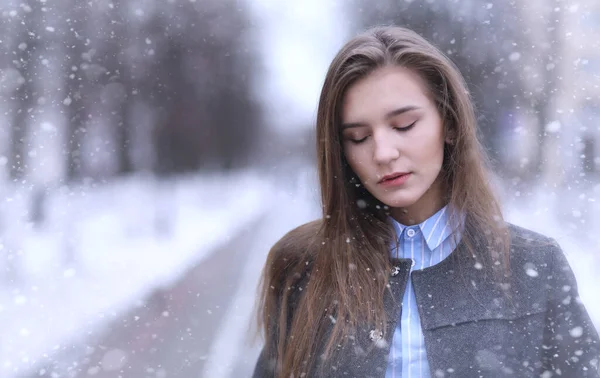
[375,194,419,210]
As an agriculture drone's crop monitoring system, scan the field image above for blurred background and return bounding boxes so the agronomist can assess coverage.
[0,0,598,377]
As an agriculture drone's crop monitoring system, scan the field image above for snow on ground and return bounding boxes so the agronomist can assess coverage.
[0,170,273,377]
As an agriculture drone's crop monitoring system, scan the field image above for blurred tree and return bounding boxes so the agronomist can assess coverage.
[94,0,134,175]
[7,1,39,180]
[62,2,90,181]
[149,0,263,175]
[527,0,563,179]
[582,100,600,177]
[4,0,263,183]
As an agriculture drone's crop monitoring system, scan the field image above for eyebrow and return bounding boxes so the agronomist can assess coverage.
[340,105,421,130]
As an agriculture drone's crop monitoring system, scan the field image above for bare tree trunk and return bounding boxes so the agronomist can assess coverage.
[9,7,37,180]
[64,3,89,181]
[65,100,86,181]
[116,108,134,174]
[105,0,134,175]
[9,87,30,180]
[532,0,562,178]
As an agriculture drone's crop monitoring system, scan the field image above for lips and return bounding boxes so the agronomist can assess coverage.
[377,172,412,188]
[379,172,409,183]
[379,172,408,183]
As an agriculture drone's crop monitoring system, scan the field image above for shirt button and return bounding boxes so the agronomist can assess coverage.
[406,228,416,237]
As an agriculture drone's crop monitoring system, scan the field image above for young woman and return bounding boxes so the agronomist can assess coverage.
[253,26,600,378]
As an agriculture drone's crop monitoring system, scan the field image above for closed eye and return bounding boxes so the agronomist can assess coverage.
[395,121,417,131]
[346,121,416,144]
[349,136,368,144]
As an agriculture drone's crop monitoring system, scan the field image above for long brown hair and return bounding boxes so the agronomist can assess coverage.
[256,26,509,377]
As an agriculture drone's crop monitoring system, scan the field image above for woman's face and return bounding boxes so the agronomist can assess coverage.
[341,65,449,224]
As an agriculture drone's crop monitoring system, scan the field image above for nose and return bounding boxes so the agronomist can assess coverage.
[373,133,400,165]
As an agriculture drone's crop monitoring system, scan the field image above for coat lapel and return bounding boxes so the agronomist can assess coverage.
[327,259,412,378]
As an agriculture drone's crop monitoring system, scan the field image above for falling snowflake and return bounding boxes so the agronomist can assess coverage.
[569,326,583,338]
[525,268,539,278]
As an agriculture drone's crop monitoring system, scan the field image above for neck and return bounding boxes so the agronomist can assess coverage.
[390,176,447,225]
[390,200,446,226]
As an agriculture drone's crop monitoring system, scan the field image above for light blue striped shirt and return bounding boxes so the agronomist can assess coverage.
[385,205,461,378]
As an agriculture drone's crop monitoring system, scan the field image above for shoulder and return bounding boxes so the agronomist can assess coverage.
[505,222,575,291]
[505,222,560,263]
[504,222,566,281]
[264,219,322,288]
[270,219,323,261]
[506,222,556,247]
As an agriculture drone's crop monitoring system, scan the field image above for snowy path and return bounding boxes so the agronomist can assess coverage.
[201,172,321,378]
[12,166,320,378]
[0,171,273,377]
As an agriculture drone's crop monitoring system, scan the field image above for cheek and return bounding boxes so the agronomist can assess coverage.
[417,145,444,173]
[344,146,370,178]
[415,130,445,161]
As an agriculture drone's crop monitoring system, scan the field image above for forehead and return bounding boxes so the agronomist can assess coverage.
[341,66,432,122]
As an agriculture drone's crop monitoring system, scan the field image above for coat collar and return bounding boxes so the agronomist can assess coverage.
[389,205,464,253]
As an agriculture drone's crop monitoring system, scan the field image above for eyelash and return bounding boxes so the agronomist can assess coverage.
[348,121,417,144]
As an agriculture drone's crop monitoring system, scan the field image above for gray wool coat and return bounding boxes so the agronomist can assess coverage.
[253,223,600,377]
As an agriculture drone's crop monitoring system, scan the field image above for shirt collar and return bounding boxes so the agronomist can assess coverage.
[389,205,454,251]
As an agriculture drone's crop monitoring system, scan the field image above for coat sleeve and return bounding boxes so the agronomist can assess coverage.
[251,279,283,378]
[542,240,600,377]
[252,273,309,378]
[252,270,309,377]
[252,347,276,378]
